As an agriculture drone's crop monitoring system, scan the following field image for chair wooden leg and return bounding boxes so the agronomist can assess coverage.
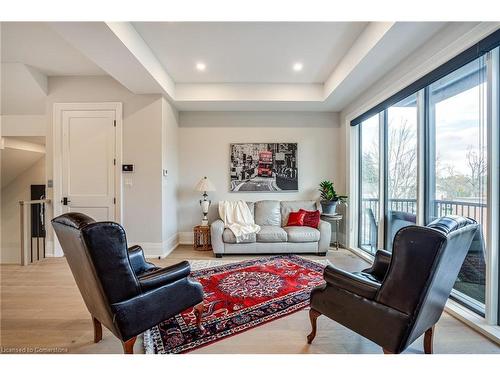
[122,336,137,354]
[307,308,322,344]
[92,316,102,343]
[424,326,434,354]
[193,302,205,333]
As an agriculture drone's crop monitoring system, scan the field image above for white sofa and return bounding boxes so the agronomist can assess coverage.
[209,200,331,257]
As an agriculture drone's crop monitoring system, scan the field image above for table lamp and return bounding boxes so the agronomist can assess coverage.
[195,176,216,226]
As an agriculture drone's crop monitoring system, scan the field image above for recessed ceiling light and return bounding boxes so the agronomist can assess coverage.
[293,62,303,72]
[196,62,206,71]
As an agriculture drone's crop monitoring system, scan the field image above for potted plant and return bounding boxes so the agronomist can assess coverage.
[319,180,347,214]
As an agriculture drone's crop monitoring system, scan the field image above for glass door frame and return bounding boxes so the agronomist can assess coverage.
[354,49,500,324]
[424,56,488,316]
[486,47,499,325]
[357,114,383,255]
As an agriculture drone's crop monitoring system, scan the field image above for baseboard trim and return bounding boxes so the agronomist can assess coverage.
[136,234,178,259]
[47,234,179,260]
[134,242,163,258]
[346,246,374,264]
[45,240,56,257]
[179,231,194,245]
[162,233,179,258]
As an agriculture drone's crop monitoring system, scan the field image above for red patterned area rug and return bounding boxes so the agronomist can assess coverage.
[144,255,326,354]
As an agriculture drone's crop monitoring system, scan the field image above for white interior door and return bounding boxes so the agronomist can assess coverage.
[61,110,116,221]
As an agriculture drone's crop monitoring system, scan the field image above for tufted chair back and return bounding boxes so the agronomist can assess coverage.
[52,213,141,339]
[376,216,478,352]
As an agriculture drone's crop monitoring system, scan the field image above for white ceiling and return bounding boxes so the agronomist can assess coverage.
[3,21,496,112]
[132,22,368,83]
[1,22,106,76]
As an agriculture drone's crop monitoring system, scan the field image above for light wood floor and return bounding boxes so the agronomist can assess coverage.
[1,245,499,354]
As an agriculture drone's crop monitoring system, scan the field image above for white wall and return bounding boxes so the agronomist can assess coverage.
[1,115,46,136]
[1,63,48,115]
[45,76,175,256]
[161,98,180,252]
[177,111,341,241]
[1,156,45,264]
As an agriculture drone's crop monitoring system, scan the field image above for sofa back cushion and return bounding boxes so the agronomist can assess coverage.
[209,201,255,223]
[281,200,319,227]
[254,200,281,226]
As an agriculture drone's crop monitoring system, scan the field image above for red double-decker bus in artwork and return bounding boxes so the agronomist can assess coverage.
[257,151,273,177]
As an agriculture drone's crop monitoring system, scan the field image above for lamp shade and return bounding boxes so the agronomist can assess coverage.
[195,176,216,192]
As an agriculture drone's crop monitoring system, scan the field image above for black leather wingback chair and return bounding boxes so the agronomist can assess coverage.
[52,213,204,354]
[307,216,478,354]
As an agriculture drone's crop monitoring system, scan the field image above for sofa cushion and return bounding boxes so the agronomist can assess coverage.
[254,200,281,226]
[222,228,256,244]
[284,226,320,243]
[256,226,288,243]
[281,200,318,227]
[300,209,321,228]
[286,211,306,226]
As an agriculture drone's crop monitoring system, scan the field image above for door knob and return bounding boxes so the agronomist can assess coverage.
[61,197,71,205]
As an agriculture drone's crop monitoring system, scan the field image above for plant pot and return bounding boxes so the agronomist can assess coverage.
[320,201,338,215]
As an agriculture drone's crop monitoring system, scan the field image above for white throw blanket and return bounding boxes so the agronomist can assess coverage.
[218,200,261,243]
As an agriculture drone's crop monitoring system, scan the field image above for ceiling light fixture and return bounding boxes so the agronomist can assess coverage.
[196,62,206,71]
[293,62,303,72]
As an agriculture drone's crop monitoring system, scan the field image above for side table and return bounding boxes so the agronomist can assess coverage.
[193,225,212,251]
[320,214,342,251]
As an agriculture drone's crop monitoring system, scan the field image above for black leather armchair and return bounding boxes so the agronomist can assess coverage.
[307,216,478,354]
[52,213,204,354]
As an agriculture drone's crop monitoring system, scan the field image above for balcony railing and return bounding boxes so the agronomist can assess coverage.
[359,197,487,249]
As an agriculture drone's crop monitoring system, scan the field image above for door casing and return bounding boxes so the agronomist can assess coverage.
[52,102,123,256]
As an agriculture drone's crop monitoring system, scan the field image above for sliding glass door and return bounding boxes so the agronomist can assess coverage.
[386,94,418,251]
[359,115,380,254]
[428,56,488,311]
[355,42,500,318]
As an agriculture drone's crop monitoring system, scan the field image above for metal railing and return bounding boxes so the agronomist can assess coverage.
[359,197,487,248]
[434,199,487,226]
[19,199,50,266]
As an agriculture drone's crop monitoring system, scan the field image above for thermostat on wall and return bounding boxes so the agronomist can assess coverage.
[122,164,134,172]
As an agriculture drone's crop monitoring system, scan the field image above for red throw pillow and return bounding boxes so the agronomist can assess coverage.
[287,211,306,226]
[300,209,321,228]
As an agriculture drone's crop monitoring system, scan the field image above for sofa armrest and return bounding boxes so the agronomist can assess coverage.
[323,264,381,300]
[128,245,157,275]
[362,249,392,281]
[210,219,225,254]
[318,220,331,253]
[138,261,191,292]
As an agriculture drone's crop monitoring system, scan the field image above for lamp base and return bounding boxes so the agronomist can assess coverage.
[200,193,211,227]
